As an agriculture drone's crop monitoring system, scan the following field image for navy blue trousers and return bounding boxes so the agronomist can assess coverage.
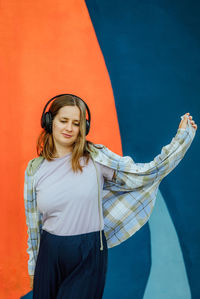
[33,229,108,299]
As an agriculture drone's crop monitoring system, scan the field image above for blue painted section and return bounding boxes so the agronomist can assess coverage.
[85,1,200,298]
[20,291,32,298]
[103,225,151,299]
[144,189,191,299]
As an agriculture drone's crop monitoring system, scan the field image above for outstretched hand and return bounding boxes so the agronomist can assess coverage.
[179,112,198,131]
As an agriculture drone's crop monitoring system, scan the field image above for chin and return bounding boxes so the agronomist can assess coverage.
[64,140,75,146]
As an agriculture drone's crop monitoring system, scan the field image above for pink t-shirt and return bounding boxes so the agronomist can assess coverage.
[34,152,114,236]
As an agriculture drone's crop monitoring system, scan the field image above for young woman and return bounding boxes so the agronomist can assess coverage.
[24,93,197,299]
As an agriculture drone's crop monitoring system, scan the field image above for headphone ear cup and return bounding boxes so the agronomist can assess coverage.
[85,119,90,136]
[43,112,53,133]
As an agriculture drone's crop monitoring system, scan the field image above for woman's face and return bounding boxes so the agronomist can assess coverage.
[52,105,80,150]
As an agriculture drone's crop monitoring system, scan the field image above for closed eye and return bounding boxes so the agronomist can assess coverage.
[60,121,79,126]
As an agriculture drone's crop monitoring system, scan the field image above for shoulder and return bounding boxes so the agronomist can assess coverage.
[25,156,45,176]
[88,143,104,156]
[88,143,123,170]
[89,143,122,159]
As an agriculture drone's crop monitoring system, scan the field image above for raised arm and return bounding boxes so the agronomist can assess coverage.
[103,112,197,191]
[152,112,197,181]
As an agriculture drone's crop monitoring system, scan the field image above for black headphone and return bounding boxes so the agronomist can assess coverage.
[41,93,91,135]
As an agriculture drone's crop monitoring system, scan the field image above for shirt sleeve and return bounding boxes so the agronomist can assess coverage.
[24,169,35,276]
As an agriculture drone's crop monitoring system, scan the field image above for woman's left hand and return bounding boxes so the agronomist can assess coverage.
[179,112,198,131]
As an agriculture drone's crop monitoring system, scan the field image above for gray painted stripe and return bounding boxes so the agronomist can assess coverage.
[143,189,191,299]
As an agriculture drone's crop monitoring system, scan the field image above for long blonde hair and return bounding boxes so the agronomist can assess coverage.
[36,94,101,172]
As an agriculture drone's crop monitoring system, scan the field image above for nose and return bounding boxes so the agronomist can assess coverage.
[65,121,73,132]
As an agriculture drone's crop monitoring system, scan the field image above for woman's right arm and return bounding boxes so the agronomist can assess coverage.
[24,169,35,281]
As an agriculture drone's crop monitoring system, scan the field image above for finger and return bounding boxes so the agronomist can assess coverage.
[183,114,188,122]
[193,124,197,130]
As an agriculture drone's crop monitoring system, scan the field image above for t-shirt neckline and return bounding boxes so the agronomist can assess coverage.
[54,152,72,160]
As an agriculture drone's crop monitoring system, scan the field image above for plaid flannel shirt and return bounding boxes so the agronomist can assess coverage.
[24,115,196,275]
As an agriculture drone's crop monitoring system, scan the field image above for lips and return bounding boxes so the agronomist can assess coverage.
[62,133,72,138]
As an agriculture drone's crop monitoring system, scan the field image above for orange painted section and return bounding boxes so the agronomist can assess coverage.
[0,0,122,298]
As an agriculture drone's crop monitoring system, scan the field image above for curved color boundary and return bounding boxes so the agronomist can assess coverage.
[0,1,122,298]
[144,189,191,299]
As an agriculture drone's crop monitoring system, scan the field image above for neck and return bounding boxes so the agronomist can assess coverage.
[54,146,73,158]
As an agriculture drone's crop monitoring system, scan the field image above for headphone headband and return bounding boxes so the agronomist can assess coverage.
[41,93,91,135]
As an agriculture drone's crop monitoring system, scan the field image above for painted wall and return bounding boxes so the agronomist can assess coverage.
[0,1,199,298]
[85,1,200,298]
